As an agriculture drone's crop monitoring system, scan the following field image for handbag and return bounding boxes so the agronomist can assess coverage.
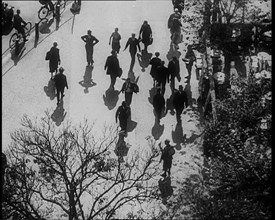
[45,50,51,60]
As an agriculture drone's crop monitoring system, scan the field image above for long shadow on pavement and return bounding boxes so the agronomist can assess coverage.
[51,100,67,126]
[103,88,120,110]
[79,65,96,94]
[158,176,173,204]
[137,49,152,72]
[148,86,157,105]
[151,117,164,141]
[44,78,56,100]
[172,121,186,151]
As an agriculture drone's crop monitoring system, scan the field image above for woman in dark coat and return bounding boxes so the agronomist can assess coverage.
[115,101,131,132]
[104,50,120,90]
[139,20,152,52]
[49,42,60,78]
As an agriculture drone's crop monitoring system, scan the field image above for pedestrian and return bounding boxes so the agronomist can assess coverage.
[53,67,68,105]
[115,101,131,132]
[109,27,121,54]
[13,9,28,42]
[159,139,175,177]
[124,33,141,72]
[182,45,196,83]
[153,88,165,124]
[120,78,139,106]
[149,52,162,87]
[104,50,121,90]
[172,85,187,122]
[168,56,180,93]
[156,61,169,95]
[46,42,61,79]
[81,30,99,66]
[138,20,152,53]
[168,8,181,32]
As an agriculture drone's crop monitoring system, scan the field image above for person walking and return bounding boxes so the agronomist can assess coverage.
[138,20,152,53]
[104,50,121,90]
[47,42,60,79]
[54,67,68,105]
[13,9,28,42]
[124,33,141,72]
[156,61,169,96]
[182,45,196,83]
[149,52,162,87]
[120,78,139,106]
[159,139,175,177]
[115,101,131,132]
[172,85,187,122]
[168,56,180,93]
[109,27,121,54]
[153,88,165,124]
[81,30,99,66]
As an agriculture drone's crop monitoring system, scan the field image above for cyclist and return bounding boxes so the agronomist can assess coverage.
[39,0,55,17]
[13,9,28,42]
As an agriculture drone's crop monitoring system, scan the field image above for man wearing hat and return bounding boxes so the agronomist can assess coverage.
[54,67,68,105]
[48,42,61,79]
[159,139,175,177]
[124,33,141,72]
[104,50,121,90]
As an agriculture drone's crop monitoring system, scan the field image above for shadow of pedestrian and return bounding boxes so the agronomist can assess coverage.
[79,65,96,93]
[10,41,26,66]
[148,86,157,105]
[137,50,152,72]
[166,93,175,115]
[114,131,130,162]
[158,176,173,204]
[172,121,186,150]
[151,119,164,140]
[166,42,181,61]
[103,88,120,110]
[44,78,56,100]
[51,100,67,126]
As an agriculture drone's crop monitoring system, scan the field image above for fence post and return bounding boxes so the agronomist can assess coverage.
[34,22,39,48]
[55,3,60,31]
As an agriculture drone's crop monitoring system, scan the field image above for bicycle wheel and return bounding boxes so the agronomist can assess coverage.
[24,22,32,36]
[9,33,18,49]
[38,6,49,20]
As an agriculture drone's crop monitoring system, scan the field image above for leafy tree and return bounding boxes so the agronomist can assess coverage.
[3,112,161,220]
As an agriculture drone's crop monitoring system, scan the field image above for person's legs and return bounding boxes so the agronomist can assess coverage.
[56,88,61,104]
[130,52,136,72]
[110,74,116,89]
[61,87,65,99]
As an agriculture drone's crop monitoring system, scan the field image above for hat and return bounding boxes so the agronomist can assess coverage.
[59,67,64,73]
[164,139,170,144]
[155,52,160,56]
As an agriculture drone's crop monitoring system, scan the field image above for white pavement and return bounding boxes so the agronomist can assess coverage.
[2,1,203,217]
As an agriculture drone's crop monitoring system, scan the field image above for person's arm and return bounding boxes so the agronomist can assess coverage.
[109,33,113,45]
[124,39,129,51]
[81,35,86,43]
[93,37,99,46]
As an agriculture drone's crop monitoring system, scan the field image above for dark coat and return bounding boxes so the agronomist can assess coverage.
[139,24,152,44]
[153,93,165,111]
[172,90,187,110]
[105,55,120,76]
[149,57,162,79]
[168,59,180,79]
[156,65,169,84]
[49,47,60,73]
[54,73,68,90]
[125,38,140,55]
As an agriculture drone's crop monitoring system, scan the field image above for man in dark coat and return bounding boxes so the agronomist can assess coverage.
[172,85,187,122]
[149,52,162,87]
[13,9,27,41]
[159,139,175,177]
[115,101,131,132]
[153,88,165,124]
[124,33,141,72]
[48,42,61,78]
[156,61,169,96]
[54,67,68,105]
[138,20,152,52]
[104,50,120,90]
[120,78,138,106]
[81,30,99,66]
[182,44,196,83]
[168,56,180,93]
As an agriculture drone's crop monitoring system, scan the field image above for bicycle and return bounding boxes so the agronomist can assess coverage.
[38,0,67,20]
[9,22,32,49]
